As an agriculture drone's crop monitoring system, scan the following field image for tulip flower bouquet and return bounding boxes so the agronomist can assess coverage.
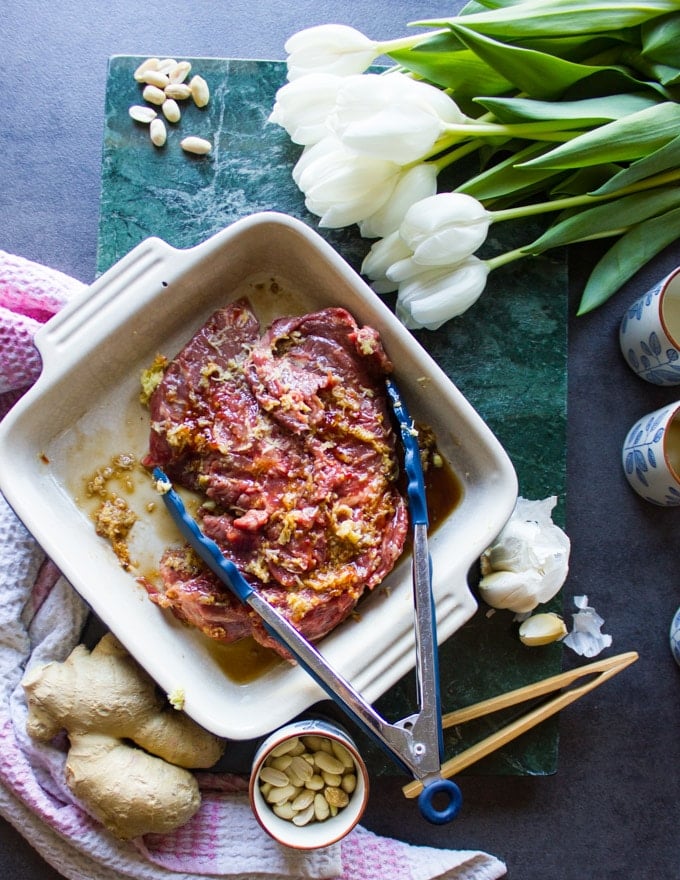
[269,0,680,328]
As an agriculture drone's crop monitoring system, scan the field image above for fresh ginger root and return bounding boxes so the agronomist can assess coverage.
[22,633,226,839]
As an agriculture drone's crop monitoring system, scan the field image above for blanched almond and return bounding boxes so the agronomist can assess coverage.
[162,98,181,123]
[149,118,167,147]
[142,84,166,106]
[169,60,192,83]
[189,74,210,108]
[128,105,157,124]
[133,58,160,81]
[142,70,170,89]
[165,83,192,100]
[156,58,177,74]
[180,136,212,155]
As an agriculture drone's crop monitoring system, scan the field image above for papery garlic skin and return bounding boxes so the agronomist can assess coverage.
[285,25,379,81]
[562,595,612,657]
[478,496,570,614]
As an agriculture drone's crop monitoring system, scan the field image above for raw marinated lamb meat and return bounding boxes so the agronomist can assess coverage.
[141,299,408,656]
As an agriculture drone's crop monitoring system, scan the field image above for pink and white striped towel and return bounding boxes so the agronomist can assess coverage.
[0,249,507,880]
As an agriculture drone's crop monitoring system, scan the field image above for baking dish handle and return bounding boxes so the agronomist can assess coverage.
[33,237,179,370]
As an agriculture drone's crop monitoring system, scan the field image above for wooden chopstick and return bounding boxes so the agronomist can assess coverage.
[402,650,639,799]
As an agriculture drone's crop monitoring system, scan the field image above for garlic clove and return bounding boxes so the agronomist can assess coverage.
[478,569,544,614]
[518,612,567,646]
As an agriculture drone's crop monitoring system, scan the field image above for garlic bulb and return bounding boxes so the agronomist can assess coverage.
[478,496,570,613]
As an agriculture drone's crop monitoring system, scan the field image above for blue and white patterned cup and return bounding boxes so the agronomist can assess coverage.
[619,266,680,385]
[622,402,680,506]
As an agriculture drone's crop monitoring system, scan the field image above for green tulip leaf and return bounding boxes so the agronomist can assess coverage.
[457,142,564,200]
[577,205,680,313]
[591,135,680,195]
[412,0,680,40]
[641,12,680,66]
[387,34,511,96]
[446,25,668,100]
[519,101,680,168]
[524,187,680,253]
[549,164,623,197]
[474,92,659,125]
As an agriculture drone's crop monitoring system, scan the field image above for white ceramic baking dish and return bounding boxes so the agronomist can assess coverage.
[0,212,517,740]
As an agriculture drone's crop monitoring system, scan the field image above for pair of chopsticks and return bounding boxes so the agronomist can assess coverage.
[402,650,638,799]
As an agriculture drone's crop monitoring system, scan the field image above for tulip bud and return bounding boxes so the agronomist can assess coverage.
[329,73,465,165]
[359,163,438,239]
[284,24,378,81]
[361,231,412,293]
[396,257,490,330]
[399,193,491,267]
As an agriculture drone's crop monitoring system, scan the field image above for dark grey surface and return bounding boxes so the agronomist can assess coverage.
[1,2,679,878]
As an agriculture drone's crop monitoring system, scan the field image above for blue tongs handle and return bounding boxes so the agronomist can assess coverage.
[385,378,463,824]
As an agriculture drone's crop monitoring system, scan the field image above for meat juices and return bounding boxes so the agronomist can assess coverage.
[142,299,408,656]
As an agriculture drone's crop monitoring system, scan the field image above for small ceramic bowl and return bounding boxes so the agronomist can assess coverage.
[619,265,680,385]
[621,402,680,506]
[670,607,680,667]
[249,718,369,849]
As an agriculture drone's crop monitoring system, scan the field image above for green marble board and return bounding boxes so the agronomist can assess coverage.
[97,56,567,776]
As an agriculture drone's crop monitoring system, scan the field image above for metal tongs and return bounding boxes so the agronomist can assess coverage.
[153,377,462,824]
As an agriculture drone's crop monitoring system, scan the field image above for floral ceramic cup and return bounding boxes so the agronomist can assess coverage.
[622,402,680,505]
[619,266,680,385]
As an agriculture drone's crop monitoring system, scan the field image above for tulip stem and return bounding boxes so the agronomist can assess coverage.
[444,121,586,142]
[488,224,633,274]
[427,138,484,171]
[490,168,680,224]
[378,30,450,55]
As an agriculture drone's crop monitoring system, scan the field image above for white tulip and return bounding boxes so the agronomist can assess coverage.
[293,136,403,228]
[284,24,379,81]
[396,257,490,329]
[292,137,341,188]
[360,231,413,293]
[399,193,491,267]
[328,73,466,164]
[359,163,438,239]
[269,74,343,145]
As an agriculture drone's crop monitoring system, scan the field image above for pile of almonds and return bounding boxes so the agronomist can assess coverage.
[257,734,359,827]
[129,57,212,155]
